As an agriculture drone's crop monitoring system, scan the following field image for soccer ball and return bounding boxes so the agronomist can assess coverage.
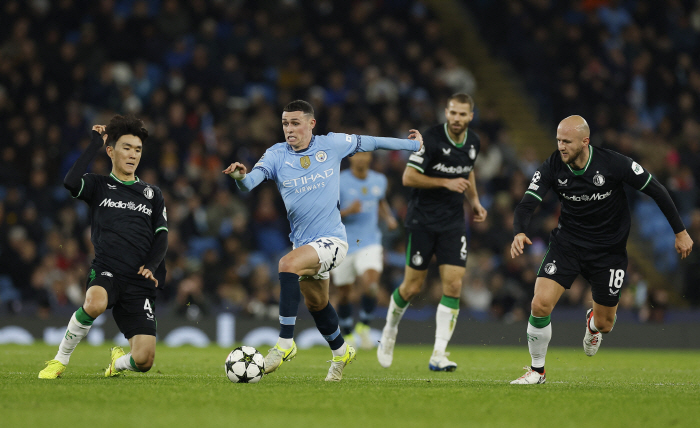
[225,346,265,383]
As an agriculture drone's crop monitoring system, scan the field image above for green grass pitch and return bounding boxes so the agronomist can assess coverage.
[2,343,699,428]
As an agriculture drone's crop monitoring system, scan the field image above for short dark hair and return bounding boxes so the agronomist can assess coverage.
[283,100,314,117]
[447,93,474,109]
[105,114,148,147]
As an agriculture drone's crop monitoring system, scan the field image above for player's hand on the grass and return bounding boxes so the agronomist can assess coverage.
[223,162,247,180]
[138,265,158,287]
[91,125,107,145]
[511,233,532,258]
[675,230,694,259]
[444,177,470,193]
[472,203,487,222]
[407,129,423,152]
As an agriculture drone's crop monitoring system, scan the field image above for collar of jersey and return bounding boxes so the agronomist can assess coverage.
[566,145,593,176]
[443,123,467,148]
[110,172,140,185]
[287,135,315,154]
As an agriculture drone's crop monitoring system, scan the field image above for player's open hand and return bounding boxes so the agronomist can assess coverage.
[91,125,107,145]
[223,162,247,179]
[444,177,471,193]
[675,230,694,259]
[407,129,423,152]
[472,203,488,222]
[511,233,532,259]
[138,265,158,287]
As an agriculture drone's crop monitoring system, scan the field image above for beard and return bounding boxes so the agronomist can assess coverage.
[447,121,467,135]
[561,147,583,165]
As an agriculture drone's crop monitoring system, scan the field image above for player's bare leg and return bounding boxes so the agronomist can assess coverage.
[107,334,156,376]
[584,302,617,356]
[511,277,564,384]
[377,265,428,368]
[430,264,465,372]
[300,277,355,381]
[40,285,106,379]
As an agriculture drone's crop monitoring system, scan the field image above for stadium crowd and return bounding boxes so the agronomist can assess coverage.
[0,0,695,325]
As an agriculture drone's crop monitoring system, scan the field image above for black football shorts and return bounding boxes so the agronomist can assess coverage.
[86,265,157,339]
[405,227,468,270]
[537,238,628,307]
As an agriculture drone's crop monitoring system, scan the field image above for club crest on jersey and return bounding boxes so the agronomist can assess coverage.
[469,145,476,160]
[532,171,541,183]
[631,161,644,175]
[143,186,154,199]
[593,173,605,186]
[544,261,557,275]
[315,151,327,162]
[300,156,311,169]
[412,252,423,266]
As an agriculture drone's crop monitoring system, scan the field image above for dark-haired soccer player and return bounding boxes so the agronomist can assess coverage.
[510,115,693,384]
[377,93,487,372]
[223,100,422,381]
[39,115,168,379]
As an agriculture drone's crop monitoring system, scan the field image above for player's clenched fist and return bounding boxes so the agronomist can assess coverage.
[407,129,424,152]
[91,125,108,145]
[511,233,533,258]
[223,162,247,180]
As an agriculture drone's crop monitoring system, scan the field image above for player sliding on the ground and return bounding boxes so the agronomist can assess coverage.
[224,100,422,381]
[39,115,167,379]
[510,115,693,384]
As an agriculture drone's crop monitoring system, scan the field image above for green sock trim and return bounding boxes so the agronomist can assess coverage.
[129,356,141,372]
[439,295,460,310]
[529,314,551,328]
[75,307,95,326]
[392,288,409,308]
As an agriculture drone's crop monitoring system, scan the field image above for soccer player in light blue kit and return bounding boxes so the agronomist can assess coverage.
[333,152,398,350]
[223,100,422,381]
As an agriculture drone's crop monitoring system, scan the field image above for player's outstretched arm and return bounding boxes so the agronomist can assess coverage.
[511,233,532,259]
[223,162,265,192]
[64,126,107,193]
[357,130,422,153]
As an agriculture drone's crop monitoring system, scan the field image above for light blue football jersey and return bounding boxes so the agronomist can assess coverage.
[238,132,418,248]
[339,169,388,254]
[252,132,359,248]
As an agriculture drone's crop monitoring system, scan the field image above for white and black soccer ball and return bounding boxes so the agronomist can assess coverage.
[225,346,265,383]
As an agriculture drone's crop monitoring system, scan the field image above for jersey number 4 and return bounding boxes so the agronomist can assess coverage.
[144,299,153,314]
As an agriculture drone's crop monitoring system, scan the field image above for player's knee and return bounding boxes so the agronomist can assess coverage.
[133,352,154,372]
[278,257,299,275]
[530,299,553,317]
[82,298,106,318]
[402,281,422,299]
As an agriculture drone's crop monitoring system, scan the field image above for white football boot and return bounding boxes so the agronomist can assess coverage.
[428,351,457,372]
[510,367,546,384]
[583,308,603,357]
[376,327,397,368]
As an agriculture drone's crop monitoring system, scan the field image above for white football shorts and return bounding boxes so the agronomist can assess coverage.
[332,244,384,286]
[298,237,349,280]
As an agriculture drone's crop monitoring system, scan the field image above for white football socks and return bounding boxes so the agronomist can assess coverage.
[385,293,408,330]
[115,353,138,371]
[527,321,552,369]
[434,304,459,355]
[54,312,92,365]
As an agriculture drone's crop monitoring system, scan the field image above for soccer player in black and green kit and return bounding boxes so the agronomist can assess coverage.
[510,115,693,384]
[377,93,488,371]
[39,115,168,379]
